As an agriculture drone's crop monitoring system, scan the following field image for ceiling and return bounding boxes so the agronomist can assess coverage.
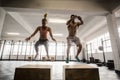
[0,0,120,42]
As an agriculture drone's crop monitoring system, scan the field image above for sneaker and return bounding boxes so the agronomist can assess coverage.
[75,56,80,62]
[66,58,69,63]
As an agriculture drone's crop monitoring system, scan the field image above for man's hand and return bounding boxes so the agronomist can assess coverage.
[77,16,82,20]
[25,37,31,41]
[53,39,57,45]
[52,38,56,42]
[52,38,57,44]
[77,16,83,25]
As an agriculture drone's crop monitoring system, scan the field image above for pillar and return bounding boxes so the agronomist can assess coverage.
[106,13,120,71]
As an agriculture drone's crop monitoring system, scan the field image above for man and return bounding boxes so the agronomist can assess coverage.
[66,14,83,63]
[25,14,56,60]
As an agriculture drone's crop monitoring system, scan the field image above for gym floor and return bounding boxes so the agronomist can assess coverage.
[0,61,120,80]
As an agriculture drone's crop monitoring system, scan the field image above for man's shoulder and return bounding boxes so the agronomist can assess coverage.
[76,22,82,26]
[37,26,41,29]
[46,26,50,29]
[38,26,42,27]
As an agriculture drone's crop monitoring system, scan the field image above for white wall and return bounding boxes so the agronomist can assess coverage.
[84,19,120,42]
[83,18,120,63]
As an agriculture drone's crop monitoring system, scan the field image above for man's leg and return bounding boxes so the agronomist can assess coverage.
[44,41,50,60]
[66,38,71,63]
[76,44,82,57]
[66,45,71,63]
[75,37,82,62]
[34,41,40,59]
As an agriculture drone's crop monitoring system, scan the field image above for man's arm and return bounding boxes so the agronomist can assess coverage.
[77,16,84,26]
[25,27,39,41]
[48,27,56,42]
[66,19,72,25]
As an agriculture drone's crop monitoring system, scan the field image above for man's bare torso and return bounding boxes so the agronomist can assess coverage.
[68,22,79,37]
[38,26,49,39]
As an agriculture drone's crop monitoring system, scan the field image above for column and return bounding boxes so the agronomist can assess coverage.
[106,13,120,71]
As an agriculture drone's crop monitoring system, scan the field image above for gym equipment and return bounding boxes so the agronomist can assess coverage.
[14,64,52,80]
[63,65,100,80]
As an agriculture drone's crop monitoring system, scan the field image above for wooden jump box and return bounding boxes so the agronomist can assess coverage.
[63,65,100,80]
[14,65,52,80]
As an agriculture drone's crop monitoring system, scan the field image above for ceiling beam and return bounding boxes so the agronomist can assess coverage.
[2,7,108,17]
[8,12,34,34]
[0,7,6,39]
[96,0,120,12]
[113,5,120,13]
[0,0,108,16]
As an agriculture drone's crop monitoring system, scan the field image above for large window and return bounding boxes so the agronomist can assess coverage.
[0,40,76,60]
[86,32,112,54]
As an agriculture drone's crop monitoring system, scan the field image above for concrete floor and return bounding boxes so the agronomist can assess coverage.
[0,61,120,80]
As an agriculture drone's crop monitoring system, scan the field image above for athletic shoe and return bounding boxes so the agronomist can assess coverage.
[75,56,80,62]
[66,58,69,63]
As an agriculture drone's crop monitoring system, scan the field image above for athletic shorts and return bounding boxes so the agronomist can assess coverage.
[35,39,49,51]
[67,36,81,46]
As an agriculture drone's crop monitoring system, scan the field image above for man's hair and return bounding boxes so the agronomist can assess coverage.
[42,18,47,22]
[70,14,75,18]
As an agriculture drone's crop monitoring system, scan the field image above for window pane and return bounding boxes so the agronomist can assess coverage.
[106,47,112,52]
[49,42,56,56]
[2,41,11,59]
[86,32,112,54]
